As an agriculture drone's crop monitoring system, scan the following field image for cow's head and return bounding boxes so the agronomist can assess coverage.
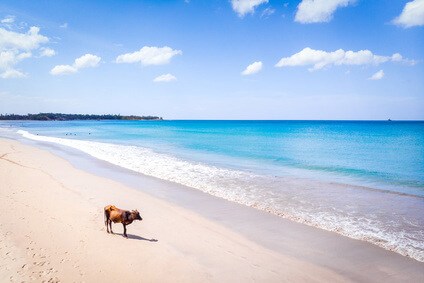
[132,210,142,221]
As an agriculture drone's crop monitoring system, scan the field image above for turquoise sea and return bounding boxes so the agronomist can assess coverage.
[1,120,423,261]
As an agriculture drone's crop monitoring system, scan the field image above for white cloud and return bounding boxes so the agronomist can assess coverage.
[275,48,414,71]
[390,53,416,65]
[241,61,263,75]
[0,51,32,70]
[0,26,48,51]
[74,54,101,68]
[0,25,51,79]
[0,49,32,71]
[153,73,177,82]
[295,0,354,23]
[261,7,275,18]
[50,65,77,75]
[393,0,424,28]
[116,46,182,65]
[39,47,56,57]
[50,54,101,75]
[391,53,402,62]
[231,0,268,17]
[0,69,26,79]
[369,70,384,80]
[1,15,15,24]
[17,52,32,60]
[60,23,68,28]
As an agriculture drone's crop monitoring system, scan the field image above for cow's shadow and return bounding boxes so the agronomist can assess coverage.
[116,233,158,242]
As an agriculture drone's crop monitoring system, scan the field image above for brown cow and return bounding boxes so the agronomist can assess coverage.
[104,205,142,238]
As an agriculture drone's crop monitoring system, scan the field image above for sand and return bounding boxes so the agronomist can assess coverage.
[0,138,423,282]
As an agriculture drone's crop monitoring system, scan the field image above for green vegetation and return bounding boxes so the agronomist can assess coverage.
[0,113,163,121]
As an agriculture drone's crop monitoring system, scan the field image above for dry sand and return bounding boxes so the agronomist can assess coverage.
[0,138,423,282]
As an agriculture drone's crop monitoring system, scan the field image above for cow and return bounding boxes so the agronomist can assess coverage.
[104,205,143,238]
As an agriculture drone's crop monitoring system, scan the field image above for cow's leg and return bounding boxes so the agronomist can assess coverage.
[105,217,109,233]
[123,224,127,238]
[109,220,114,234]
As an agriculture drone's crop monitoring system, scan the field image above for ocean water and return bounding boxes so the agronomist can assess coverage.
[1,120,423,261]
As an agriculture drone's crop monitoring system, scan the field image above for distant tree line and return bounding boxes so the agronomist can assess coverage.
[0,113,163,121]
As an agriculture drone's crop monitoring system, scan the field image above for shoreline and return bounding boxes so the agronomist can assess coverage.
[1,137,423,282]
[10,128,424,262]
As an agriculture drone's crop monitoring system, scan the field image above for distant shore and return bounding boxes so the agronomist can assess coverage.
[0,113,163,121]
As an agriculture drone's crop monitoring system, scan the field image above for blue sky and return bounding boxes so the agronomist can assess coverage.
[0,0,423,119]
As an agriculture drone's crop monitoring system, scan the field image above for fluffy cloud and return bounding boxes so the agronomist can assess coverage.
[0,51,32,70]
[39,47,56,57]
[393,0,424,28]
[116,46,182,65]
[50,54,101,75]
[1,15,15,24]
[275,48,414,71]
[0,69,25,79]
[369,70,384,80]
[231,0,268,17]
[295,0,353,23]
[0,25,50,79]
[0,26,48,51]
[153,73,177,82]
[241,61,263,75]
[50,65,77,75]
[74,54,101,68]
